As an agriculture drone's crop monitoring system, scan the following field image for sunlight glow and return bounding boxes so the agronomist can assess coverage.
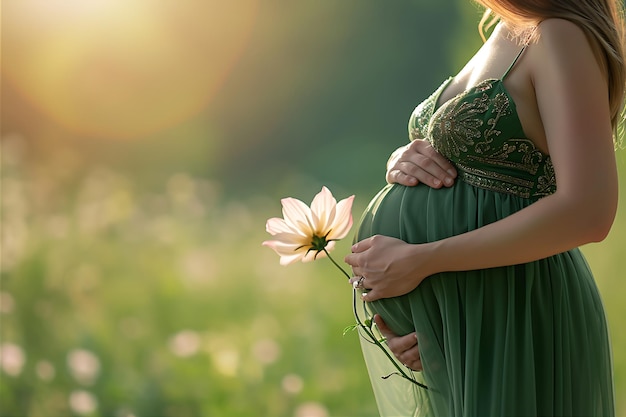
[3,0,259,140]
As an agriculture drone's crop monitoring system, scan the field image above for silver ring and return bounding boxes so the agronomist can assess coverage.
[355,276,366,289]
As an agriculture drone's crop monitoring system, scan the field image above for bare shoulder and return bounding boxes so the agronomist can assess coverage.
[529,18,603,80]
[535,18,587,39]
[532,18,595,60]
[528,17,611,151]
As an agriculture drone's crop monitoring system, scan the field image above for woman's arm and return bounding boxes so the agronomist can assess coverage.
[346,19,619,302]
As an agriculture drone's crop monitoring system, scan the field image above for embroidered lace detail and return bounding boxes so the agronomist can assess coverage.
[536,158,556,197]
[411,78,557,200]
[409,79,451,140]
[456,163,534,198]
[431,94,489,157]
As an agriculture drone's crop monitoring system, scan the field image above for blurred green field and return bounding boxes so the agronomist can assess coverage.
[1,139,625,417]
[0,141,362,417]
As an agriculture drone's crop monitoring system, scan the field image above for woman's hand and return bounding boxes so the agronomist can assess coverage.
[345,235,432,301]
[386,139,457,188]
[374,315,423,371]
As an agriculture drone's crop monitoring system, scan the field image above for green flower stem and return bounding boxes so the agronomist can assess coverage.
[322,248,351,280]
[322,248,428,389]
[351,287,428,389]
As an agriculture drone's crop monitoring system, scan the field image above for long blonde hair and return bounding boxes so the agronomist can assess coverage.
[476,0,626,142]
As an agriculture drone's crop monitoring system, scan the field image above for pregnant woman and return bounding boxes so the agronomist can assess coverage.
[344,1,624,416]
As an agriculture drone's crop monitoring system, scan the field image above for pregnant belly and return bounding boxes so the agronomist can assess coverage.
[355,182,462,245]
[356,181,529,244]
[354,181,529,335]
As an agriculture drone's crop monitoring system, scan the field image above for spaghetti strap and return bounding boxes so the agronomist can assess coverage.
[501,45,527,80]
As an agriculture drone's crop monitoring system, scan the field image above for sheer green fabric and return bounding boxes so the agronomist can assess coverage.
[354,57,615,416]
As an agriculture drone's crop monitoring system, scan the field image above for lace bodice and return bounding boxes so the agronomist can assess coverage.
[408,77,556,199]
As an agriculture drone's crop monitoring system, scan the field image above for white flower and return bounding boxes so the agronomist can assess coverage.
[168,330,201,358]
[69,390,98,414]
[67,349,100,385]
[36,360,56,381]
[263,186,354,265]
[0,343,26,376]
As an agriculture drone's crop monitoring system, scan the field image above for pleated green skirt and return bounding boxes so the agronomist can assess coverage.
[355,181,615,417]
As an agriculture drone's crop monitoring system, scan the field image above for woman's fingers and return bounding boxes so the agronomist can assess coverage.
[344,236,374,275]
[408,139,456,174]
[393,336,422,371]
[402,155,455,187]
[402,355,423,372]
[386,169,420,186]
[374,315,423,371]
[373,314,394,339]
[386,140,457,188]
[361,289,382,302]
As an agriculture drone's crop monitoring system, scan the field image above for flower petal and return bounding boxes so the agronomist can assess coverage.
[265,217,295,235]
[263,231,309,246]
[327,195,355,240]
[310,186,337,235]
[277,253,307,265]
[281,197,313,236]
[263,187,352,266]
[262,239,308,265]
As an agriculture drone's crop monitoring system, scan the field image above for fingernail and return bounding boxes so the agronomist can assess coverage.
[444,177,453,186]
[433,179,441,186]
[447,169,456,177]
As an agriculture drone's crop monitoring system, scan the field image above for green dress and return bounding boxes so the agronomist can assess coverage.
[355,49,615,417]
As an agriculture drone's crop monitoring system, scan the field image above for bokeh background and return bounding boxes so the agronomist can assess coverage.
[1,1,624,416]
